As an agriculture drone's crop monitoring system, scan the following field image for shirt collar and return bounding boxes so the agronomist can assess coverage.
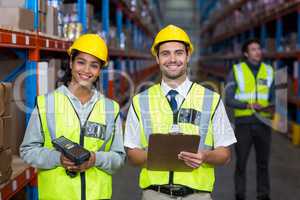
[161,78,192,98]
[57,85,102,105]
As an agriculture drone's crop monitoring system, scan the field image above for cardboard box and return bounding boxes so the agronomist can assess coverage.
[0,147,12,184]
[0,0,49,13]
[0,118,5,148]
[46,6,58,36]
[0,0,25,7]
[0,59,24,81]
[0,148,12,171]
[0,166,12,184]
[0,82,12,117]
[0,116,12,149]
[48,59,61,92]
[0,7,34,31]
[0,85,4,116]
[10,100,25,155]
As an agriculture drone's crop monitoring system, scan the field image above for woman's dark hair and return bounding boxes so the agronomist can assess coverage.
[60,49,104,87]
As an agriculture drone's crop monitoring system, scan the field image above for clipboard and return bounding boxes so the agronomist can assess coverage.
[147,134,200,172]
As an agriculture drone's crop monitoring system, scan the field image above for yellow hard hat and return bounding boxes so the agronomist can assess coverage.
[67,34,108,66]
[151,24,194,56]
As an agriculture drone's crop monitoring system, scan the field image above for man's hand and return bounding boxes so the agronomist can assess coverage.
[178,151,208,169]
[60,152,96,172]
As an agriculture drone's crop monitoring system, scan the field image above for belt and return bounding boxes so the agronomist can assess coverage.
[146,185,198,197]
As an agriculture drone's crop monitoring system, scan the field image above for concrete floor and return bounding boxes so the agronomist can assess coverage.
[112,132,300,200]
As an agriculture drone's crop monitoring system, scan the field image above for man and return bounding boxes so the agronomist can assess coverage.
[226,39,274,200]
[124,24,236,200]
[20,34,125,200]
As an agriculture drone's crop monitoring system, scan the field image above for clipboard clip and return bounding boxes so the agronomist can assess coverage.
[170,124,181,135]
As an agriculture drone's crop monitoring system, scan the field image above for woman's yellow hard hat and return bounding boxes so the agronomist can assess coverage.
[151,24,194,56]
[67,34,108,66]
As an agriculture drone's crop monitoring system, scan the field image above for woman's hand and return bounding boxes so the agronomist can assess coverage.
[60,152,96,172]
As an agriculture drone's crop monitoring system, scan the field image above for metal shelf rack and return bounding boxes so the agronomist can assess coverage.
[199,0,300,142]
[0,0,160,199]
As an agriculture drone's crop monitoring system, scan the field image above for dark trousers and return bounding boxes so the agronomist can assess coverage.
[234,122,271,199]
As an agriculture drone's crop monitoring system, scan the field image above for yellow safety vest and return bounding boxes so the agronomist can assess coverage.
[37,90,119,200]
[233,62,274,117]
[132,83,220,192]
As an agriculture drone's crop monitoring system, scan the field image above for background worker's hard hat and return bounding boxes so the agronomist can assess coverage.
[67,34,108,67]
[151,24,194,56]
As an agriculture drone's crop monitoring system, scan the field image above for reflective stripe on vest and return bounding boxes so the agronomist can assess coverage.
[138,89,152,145]
[198,88,214,150]
[233,62,273,117]
[37,91,118,200]
[100,98,116,151]
[133,83,220,192]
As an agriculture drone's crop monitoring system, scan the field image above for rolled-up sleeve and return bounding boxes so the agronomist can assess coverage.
[20,107,61,169]
[212,100,237,148]
[95,115,126,174]
[123,104,142,149]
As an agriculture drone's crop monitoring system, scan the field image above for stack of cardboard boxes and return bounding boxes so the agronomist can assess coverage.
[0,0,34,31]
[0,83,13,184]
[0,0,59,36]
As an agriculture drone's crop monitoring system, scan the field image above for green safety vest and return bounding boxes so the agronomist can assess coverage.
[132,83,220,192]
[36,90,119,200]
[233,62,274,117]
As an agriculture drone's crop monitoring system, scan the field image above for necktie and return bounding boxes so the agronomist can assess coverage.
[167,90,178,113]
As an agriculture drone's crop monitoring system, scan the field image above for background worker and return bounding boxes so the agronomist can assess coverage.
[226,38,275,200]
[124,24,236,200]
[20,34,125,200]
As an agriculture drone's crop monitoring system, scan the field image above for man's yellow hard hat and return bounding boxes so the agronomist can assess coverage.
[151,24,194,56]
[67,34,108,66]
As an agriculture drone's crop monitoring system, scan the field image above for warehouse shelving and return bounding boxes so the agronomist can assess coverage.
[200,0,248,36]
[202,1,300,47]
[199,0,300,143]
[0,157,37,200]
[110,0,157,37]
[0,0,159,199]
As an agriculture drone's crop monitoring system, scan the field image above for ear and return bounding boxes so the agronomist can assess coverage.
[155,55,160,64]
[244,52,249,58]
[186,51,191,63]
[69,60,73,69]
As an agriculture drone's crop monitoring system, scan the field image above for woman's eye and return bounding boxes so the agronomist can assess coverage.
[77,61,85,65]
[91,64,100,69]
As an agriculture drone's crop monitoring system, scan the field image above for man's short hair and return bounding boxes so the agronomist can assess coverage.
[155,40,189,56]
[242,38,261,53]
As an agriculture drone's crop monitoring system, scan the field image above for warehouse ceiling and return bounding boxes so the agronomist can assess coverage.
[157,0,200,54]
[158,0,199,33]
[155,0,201,78]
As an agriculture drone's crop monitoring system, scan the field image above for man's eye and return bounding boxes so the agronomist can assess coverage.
[176,51,184,56]
[161,52,169,56]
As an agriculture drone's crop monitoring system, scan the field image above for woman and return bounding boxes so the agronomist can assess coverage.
[20,34,125,200]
